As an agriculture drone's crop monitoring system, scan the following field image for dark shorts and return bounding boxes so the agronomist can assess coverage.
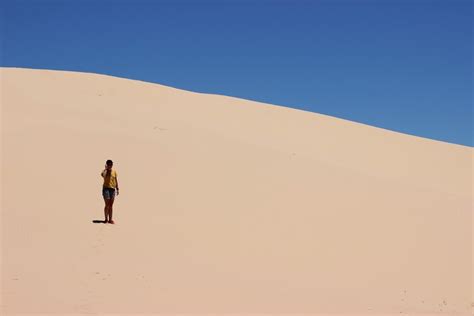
[102,187,116,200]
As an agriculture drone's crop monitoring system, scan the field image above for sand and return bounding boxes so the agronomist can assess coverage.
[1,67,472,315]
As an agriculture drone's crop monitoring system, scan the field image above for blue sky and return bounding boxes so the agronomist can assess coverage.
[2,0,472,146]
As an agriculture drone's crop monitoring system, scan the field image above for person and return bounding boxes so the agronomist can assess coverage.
[101,159,119,224]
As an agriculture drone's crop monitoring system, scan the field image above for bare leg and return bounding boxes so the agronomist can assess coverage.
[104,204,108,222]
[109,198,114,221]
[104,199,110,222]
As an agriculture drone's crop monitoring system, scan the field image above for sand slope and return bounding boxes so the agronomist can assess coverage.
[1,67,472,315]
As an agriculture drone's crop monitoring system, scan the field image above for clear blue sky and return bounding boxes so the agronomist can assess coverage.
[1,0,472,146]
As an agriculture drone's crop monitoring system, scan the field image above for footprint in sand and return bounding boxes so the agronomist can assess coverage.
[74,301,93,314]
[153,126,168,131]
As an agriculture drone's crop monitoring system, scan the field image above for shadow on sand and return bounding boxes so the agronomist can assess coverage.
[92,220,107,224]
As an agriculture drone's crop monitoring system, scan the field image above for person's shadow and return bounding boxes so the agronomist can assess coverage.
[92,220,107,224]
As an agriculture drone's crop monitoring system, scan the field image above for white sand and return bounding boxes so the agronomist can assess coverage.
[1,67,472,315]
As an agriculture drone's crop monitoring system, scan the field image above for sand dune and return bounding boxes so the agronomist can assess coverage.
[1,67,472,315]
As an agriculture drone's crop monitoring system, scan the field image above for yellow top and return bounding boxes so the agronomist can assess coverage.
[101,169,118,189]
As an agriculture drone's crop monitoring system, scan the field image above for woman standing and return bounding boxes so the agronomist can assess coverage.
[101,159,119,224]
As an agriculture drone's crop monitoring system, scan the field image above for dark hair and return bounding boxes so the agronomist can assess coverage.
[106,159,113,166]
